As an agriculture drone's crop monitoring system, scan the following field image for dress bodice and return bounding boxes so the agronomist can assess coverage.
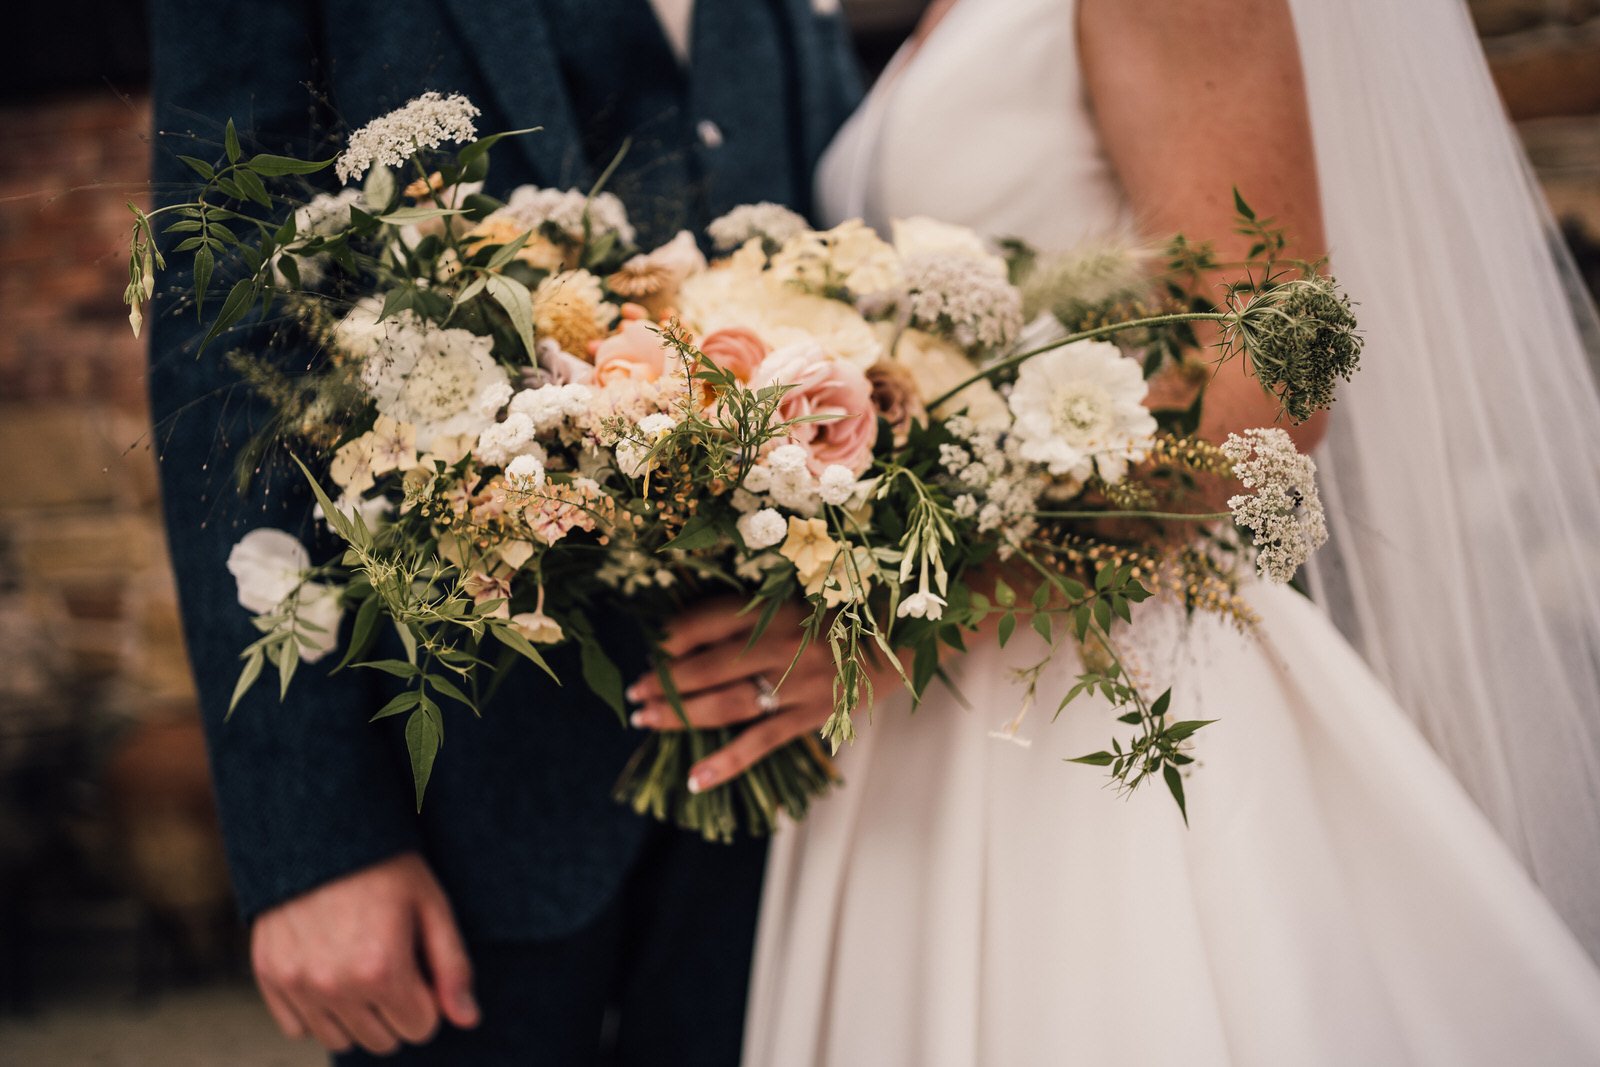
[816,0,1128,247]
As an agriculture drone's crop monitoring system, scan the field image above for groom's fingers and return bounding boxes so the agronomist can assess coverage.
[688,703,825,792]
[632,679,777,730]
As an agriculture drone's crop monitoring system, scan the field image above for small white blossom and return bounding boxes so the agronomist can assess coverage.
[637,413,677,439]
[737,508,788,550]
[901,252,1024,351]
[475,413,543,466]
[359,322,509,451]
[897,591,947,620]
[501,185,635,246]
[1222,428,1328,583]
[336,92,481,184]
[768,443,810,474]
[742,464,774,494]
[613,439,651,479]
[505,453,547,490]
[476,379,514,418]
[953,494,978,519]
[708,202,810,251]
[818,464,858,507]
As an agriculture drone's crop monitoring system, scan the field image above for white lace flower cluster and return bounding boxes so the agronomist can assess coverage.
[474,382,596,467]
[938,415,1044,551]
[1221,428,1328,584]
[356,314,510,451]
[501,185,636,247]
[901,253,1024,351]
[1006,339,1157,487]
[335,92,481,184]
[707,202,811,251]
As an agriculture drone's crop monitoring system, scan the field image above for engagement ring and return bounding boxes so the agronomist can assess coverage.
[753,675,780,716]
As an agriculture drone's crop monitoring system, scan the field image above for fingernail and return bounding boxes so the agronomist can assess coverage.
[629,711,649,729]
[625,683,644,703]
[460,990,480,1024]
[687,774,705,795]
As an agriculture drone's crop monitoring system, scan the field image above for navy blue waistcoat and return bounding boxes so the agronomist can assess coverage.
[147,0,860,940]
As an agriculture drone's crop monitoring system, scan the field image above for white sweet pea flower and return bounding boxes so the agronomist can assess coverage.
[294,582,345,663]
[897,590,947,621]
[227,529,315,615]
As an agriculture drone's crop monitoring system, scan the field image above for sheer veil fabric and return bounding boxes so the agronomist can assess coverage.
[1289,0,1600,959]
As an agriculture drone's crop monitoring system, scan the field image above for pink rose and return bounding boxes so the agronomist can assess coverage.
[593,320,669,388]
[699,327,768,384]
[756,342,879,476]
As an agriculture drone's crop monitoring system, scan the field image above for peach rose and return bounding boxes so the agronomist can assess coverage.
[755,341,879,476]
[593,320,669,388]
[699,327,768,384]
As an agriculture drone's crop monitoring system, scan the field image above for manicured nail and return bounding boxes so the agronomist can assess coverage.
[626,683,644,703]
[629,711,649,728]
[687,773,705,794]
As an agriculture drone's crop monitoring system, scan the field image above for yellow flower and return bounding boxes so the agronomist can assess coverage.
[534,270,617,356]
[778,516,838,589]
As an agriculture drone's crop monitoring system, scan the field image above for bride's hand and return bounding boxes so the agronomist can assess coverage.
[625,598,903,794]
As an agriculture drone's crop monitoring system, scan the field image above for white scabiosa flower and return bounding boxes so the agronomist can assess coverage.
[737,508,788,550]
[1221,428,1328,583]
[336,92,481,184]
[505,453,547,491]
[1008,339,1157,484]
[708,202,811,251]
[897,590,947,620]
[361,325,510,451]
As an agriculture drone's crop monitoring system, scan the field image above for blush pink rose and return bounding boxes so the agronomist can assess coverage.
[699,327,768,384]
[593,320,669,388]
[755,341,880,476]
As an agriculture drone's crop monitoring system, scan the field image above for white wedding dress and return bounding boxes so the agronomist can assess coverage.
[741,0,1600,1063]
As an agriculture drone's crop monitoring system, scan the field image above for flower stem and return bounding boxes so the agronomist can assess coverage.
[927,311,1231,410]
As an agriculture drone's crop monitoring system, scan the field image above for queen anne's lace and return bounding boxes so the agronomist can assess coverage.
[708,202,811,251]
[903,253,1024,351]
[1221,427,1329,583]
[336,92,481,184]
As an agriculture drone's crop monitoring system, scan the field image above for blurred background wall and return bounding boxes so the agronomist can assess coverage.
[0,0,1595,1060]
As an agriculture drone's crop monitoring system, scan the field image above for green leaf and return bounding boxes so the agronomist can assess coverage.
[377,205,468,225]
[1233,187,1255,221]
[355,659,419,679]
[997,611,1016,647]
[484,229,534,271]
[484,273,536,358]
[426,674,478,715]
[192,245,214,312]
[1163,719,1214,742]
[233,168,272,208]
[1093,598,1113,633]
[370,689,422,721]
[405,706,443,811]
[275,635,298,699]
[457,127,542,170]
[1032,582,1051,611]
[227,649,264,718]
[1068,751,1114,767]
[379,287,414,321]
[579,636,626,721]
[1031,612,1052,643]
[363,165,396,210]
[1164,763,1189,825]
[664,513,720,551]
[994,577,1015,607]
[1151,688,1172,719]
[247,152,333,176]
[224,119,240,164]
[289,454,352,543]
[198,278,257,353]
[492,624,560,682]
[178,155,215,180]
[334,596,385,673]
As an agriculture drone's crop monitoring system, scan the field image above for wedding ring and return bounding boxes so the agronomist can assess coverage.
[752,674,781,716]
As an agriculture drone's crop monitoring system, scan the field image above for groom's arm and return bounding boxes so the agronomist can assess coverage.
[147,0,423,923]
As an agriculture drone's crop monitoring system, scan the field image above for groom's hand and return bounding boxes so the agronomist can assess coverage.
[250,851,479,1055]
[628,599,906,793]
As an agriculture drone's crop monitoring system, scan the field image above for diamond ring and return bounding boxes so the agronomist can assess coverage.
[752,674,780,716]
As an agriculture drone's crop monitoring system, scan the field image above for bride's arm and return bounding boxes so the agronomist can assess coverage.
[1079,0,1329,451]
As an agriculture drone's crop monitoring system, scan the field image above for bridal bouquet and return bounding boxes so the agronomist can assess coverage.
[127,93,1359,839]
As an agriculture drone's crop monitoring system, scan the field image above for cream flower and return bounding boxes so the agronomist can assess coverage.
[336,92,480,184]
[534,270,617,356]
[771,219,901,295]
[227,529,313,615]
[777,516,838,589]
[1008,339,1157,484]
[897,590,947,620]
[368,416,418,475]
[510,610,565,645]
[360,323,509,451]
[680,267,882,370]
[891,216,1007,278]
[736,508,788,550]
[330,434,378,494]
[464,571,512,618]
